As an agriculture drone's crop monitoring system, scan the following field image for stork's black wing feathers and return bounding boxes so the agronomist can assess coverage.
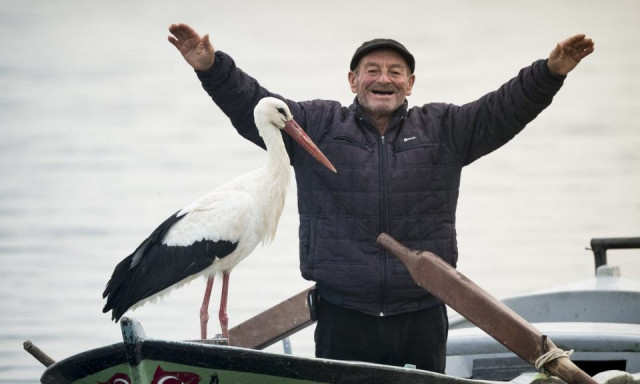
[102,211,238,321]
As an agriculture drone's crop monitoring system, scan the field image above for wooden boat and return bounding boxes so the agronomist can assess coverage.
[40,317,499,384]
[35,237,640,383]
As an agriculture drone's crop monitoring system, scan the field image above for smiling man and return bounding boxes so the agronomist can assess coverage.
[168,24,594,372]
[348,40,416,133]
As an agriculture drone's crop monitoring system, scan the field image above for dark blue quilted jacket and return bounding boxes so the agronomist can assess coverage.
[198,51,565,316]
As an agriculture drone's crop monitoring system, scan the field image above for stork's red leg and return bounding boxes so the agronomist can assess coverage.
[200,276,214,339]
[219,272,230,339]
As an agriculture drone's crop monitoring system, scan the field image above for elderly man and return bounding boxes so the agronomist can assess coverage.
[168,24,593,372]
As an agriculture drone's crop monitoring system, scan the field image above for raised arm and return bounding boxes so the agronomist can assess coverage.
[168,23,216,72]
[167,23,320,165]
[547,34,595,76]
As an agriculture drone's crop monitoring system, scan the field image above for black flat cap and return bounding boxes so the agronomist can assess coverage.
[350,38,415,73]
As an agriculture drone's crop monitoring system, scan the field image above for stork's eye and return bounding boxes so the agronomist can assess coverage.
[276,107,286,117]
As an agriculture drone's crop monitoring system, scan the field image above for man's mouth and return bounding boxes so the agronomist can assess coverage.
[371,90,394,95]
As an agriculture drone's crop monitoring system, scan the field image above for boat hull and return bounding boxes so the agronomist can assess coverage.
[41,318,497,384]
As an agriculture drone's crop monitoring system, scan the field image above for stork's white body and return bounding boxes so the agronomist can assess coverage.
[167,146,291,274]
[129,151,290,311]
[103,98,330,340]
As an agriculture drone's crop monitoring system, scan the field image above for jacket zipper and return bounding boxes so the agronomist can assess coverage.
[379,135,388,316]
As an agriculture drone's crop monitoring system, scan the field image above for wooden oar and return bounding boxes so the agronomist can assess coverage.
[228,287,315,349]
[377,233,597,384]
[23,340,55,367]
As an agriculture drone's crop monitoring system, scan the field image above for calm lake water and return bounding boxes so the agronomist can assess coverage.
[1,0,639,382]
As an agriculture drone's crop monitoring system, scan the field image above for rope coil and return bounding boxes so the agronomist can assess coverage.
[535,347,574,371]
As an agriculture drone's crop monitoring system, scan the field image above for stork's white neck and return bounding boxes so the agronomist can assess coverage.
[255,127,291,244]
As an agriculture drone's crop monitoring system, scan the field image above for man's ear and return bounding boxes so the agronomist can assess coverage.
[406,74,416,96]
[348,71,357,93]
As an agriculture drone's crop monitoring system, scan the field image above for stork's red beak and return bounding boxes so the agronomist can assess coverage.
[284,119,337,173]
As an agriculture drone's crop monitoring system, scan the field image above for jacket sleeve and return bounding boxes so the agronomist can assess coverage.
[444,59,566,166]
[196,50,300,153]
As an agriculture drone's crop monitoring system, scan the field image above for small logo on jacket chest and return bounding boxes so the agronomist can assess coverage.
[403,136,417,142]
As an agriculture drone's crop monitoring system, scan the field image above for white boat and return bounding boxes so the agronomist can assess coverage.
[446,237,640,382]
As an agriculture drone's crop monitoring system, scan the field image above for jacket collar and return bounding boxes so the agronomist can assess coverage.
[351,97,408,135]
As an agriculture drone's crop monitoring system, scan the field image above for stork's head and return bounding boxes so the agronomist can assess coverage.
[254,97,337,173]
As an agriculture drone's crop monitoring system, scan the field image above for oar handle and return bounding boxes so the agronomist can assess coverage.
[377,233,597,384]
[23,340,55,367]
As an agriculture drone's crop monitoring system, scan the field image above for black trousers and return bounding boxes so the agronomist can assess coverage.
[314,299,448,373]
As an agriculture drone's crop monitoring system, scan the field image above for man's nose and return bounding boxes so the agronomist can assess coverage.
[377,72,391,83]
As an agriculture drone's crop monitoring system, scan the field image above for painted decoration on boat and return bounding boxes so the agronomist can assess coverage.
[93,365,210,384]
[151,366,201,384]
[99,372,131,384]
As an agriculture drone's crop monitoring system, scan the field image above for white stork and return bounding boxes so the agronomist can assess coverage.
[102,97,336,339]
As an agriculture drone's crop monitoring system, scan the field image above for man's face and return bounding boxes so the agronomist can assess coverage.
[349,49,415,118]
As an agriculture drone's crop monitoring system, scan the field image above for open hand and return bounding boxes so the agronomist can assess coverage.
[547,34,594,76]
[168,23,215,72]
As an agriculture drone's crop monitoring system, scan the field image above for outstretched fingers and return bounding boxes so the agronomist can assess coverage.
[169,23,198,41]
[562,34,595,61]
[168,23,201,51]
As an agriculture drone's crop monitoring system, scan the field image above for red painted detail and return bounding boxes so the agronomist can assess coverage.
[151,365,201,384]
[99,372,131,384]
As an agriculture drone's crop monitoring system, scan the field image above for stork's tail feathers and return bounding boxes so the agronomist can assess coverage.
[102,211,185,322]
[102,254,137,322]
